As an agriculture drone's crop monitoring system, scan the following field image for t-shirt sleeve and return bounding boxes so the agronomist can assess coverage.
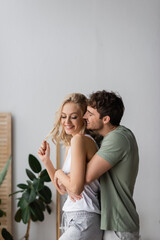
[96,132,128,166]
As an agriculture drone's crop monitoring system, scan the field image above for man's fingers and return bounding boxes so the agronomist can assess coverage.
[69,195,76,202]
[71,194,82,200]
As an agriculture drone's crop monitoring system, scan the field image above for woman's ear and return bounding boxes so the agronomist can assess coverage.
[103,116,110,124]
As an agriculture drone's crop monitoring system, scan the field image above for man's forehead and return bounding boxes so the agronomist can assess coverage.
[87,106,98,113]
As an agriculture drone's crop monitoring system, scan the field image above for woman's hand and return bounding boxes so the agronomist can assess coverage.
[38,140,51,166]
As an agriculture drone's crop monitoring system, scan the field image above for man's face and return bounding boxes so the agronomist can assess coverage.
[83,106,104,133]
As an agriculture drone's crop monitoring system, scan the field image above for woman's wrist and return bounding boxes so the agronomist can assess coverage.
[44,158,54,169]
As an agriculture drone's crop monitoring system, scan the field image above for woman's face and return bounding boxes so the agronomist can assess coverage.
[61,102,84,136]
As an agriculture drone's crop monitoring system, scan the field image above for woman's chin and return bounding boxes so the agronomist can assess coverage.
[65,129,74,135]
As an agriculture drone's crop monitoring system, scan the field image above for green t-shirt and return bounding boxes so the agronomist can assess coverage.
[97,125,139,232]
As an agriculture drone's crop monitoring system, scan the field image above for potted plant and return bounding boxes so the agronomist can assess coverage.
[8,154,53,240]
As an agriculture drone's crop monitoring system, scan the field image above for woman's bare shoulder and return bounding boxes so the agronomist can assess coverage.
[71,134,97,151]
[71,134,85,144]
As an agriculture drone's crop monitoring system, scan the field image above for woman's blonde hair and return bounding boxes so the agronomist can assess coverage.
[46,93,87,146]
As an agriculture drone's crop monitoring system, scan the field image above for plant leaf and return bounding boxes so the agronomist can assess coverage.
[14,208,22,222]
[0,156,11,185]
[22,206,31,224]
[17,184,28,190]
[0,209,6,217]
[18,195,29,209]
[1,228,13,240]
[28,189,36,203]
[46,205,52,214]
[40,169,51,182]
[22,189,31,202]
[9,190,23,197]
[21,188,36,204]
[33,178,44,192]
[28,154,42,173]
[26,180,32,188]
[34,199,45,211]
[30,202,44,221]
[30,210,38,222]
[26,169,36,181]
[38,186,52,204]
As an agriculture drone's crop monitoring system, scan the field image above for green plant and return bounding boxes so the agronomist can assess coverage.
[0,199,6,219]
[0,156,11,185]
[0,156,13,240]
[10,154,52,240]
[0,158,8,226]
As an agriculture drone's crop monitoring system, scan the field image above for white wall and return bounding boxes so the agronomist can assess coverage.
[0,1,160,239]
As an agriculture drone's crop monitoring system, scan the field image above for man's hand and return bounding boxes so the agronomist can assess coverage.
[54,171,67,195]
[67,190,82,202]
[54,171,82,200]
[65,173,82,201]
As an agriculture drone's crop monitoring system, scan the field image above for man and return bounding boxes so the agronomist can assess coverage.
[83,90,140,240]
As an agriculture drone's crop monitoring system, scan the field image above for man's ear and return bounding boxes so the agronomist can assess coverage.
[103,116,110,124]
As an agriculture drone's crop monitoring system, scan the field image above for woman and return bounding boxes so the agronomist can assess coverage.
[38,93,103,240]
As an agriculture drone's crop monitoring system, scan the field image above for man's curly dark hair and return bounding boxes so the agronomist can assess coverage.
[87,90,125,126]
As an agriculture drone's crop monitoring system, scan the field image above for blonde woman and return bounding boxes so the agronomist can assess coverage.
[38,93,103,240]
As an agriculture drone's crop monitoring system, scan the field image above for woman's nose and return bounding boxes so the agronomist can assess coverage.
[66,117,71,123]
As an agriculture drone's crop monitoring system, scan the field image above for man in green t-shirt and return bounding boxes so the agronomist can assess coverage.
[84,90,140,240]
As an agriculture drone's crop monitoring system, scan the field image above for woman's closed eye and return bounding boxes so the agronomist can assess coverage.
[61,115,78,119]
[71,116,78,119]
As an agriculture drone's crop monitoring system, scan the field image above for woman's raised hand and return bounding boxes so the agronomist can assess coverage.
[38,140,51,165]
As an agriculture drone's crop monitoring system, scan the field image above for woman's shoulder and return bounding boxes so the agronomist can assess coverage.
[70,134,86,153]
[73,134,97,148]
[71,133,95,140]
[71,134,91,144]
[71,133,85,143]
[71,134,97,160]
[71,134,98,149]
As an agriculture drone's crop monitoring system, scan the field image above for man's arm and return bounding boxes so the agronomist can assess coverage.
[85,153,112,184]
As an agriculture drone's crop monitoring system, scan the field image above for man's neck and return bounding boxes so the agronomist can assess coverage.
[100,124,117,137]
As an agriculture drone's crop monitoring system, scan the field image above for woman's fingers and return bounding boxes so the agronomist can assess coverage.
[38,141,49,154]
[38,141,50,164]
[40,141,50,154]
[38,149,42,154]
[39,147,45,154]
[41,140,46,150]
[46,142,50,150]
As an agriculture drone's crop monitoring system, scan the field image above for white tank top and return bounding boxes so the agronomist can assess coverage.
[62,135,101,214]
